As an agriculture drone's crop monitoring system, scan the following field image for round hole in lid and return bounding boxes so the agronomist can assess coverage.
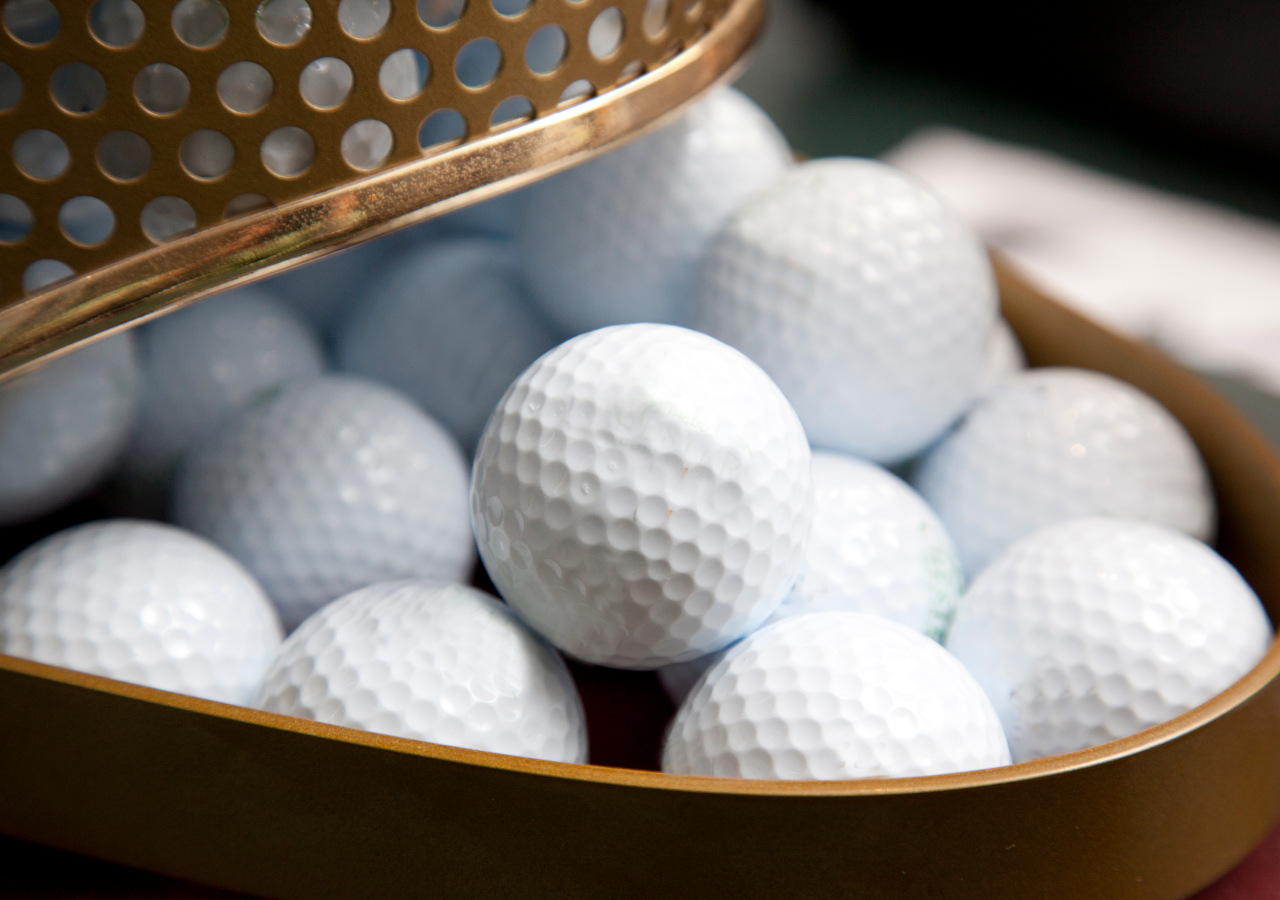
[418,108,466,153]
[338,0,390,39]
[455,38,502,89]
[224,194,272,218]
[588,7,624,59]
[14,129,69,180]
[256,0,311,46]
[51,63,107,116]
[380,49,429,101]
[0,62,22,112]
[525,25,566,76]
[181,129,235,180]
[342,119,393,170]
[89,0,145,47]
[299,57,353,109]
[59,196,116,246]
[418,0,463,29]
[490,96,532,130]
[218,61,274,114]
[135,63,190,115]
[23,259,74,293]
[4,0,59,46]
[141,196,197,243]
[261,126,315,177]
[97,131,151,181]
[172,0,229,48]
[0,194,33,244]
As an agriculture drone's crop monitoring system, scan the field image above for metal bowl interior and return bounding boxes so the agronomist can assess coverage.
[0,258,1278,899]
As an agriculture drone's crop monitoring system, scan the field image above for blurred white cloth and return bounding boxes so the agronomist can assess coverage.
[885,128,1280,393]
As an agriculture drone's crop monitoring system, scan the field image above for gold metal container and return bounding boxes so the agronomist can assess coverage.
[0,261,1277,899]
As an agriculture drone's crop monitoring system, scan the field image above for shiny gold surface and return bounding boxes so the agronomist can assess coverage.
[0,261,1277,898]
[0,0,758,375]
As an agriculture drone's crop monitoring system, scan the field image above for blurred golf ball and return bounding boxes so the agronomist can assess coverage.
[115,288,325,514]
[335,237,561,449]
[516,86,792,333]
[172,375,474,631]
[0,333,139,526]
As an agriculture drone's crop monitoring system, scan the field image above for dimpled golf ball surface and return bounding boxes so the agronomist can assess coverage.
[335,237,561,449]
[690,157,997,463]
[256,580,587,763]
[0,520,282,705]
[658,452,963,703]
[172,376,474,632]
[471,324,813,669]
[663,611,1011,779]
[913,367,1215,578]
[946,517,1271,763]
[0,333,139,526]
[516,87,792,333]
[117,288,325,510]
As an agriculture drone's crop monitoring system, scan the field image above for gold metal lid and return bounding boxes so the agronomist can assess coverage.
[0,0,762,374]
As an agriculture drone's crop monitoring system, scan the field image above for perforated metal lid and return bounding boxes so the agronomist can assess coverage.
[0,0,761,374]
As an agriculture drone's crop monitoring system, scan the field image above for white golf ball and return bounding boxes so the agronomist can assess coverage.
[257,579,587,764]
[115,288,325,513]
[0,519,282,705]
[335,237,562,449]
[658,451,964,703]
[516,86,792,333]
[0,333,140,526]
[912,367,1214,578]
[663,611,1011,779]
[946,517,1271,763]
[471,324,813,669]
[171,375,475,631]
[690,157,997,463]
[980,317,1027,392]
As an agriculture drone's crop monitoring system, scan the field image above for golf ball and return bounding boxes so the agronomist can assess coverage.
[171,375,475,631]
[115,287,325,514]
[663,611,1011,779]
[471,323,813,669]
[335,236,561,449]
[690,157,997,463]
[257,579,588,764]
[946,517,1271,762]
[0,333,140,526]
[0,519,282,705]
[516,86,792,333]
[913,367,1215,578]
[659,450,964,703]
